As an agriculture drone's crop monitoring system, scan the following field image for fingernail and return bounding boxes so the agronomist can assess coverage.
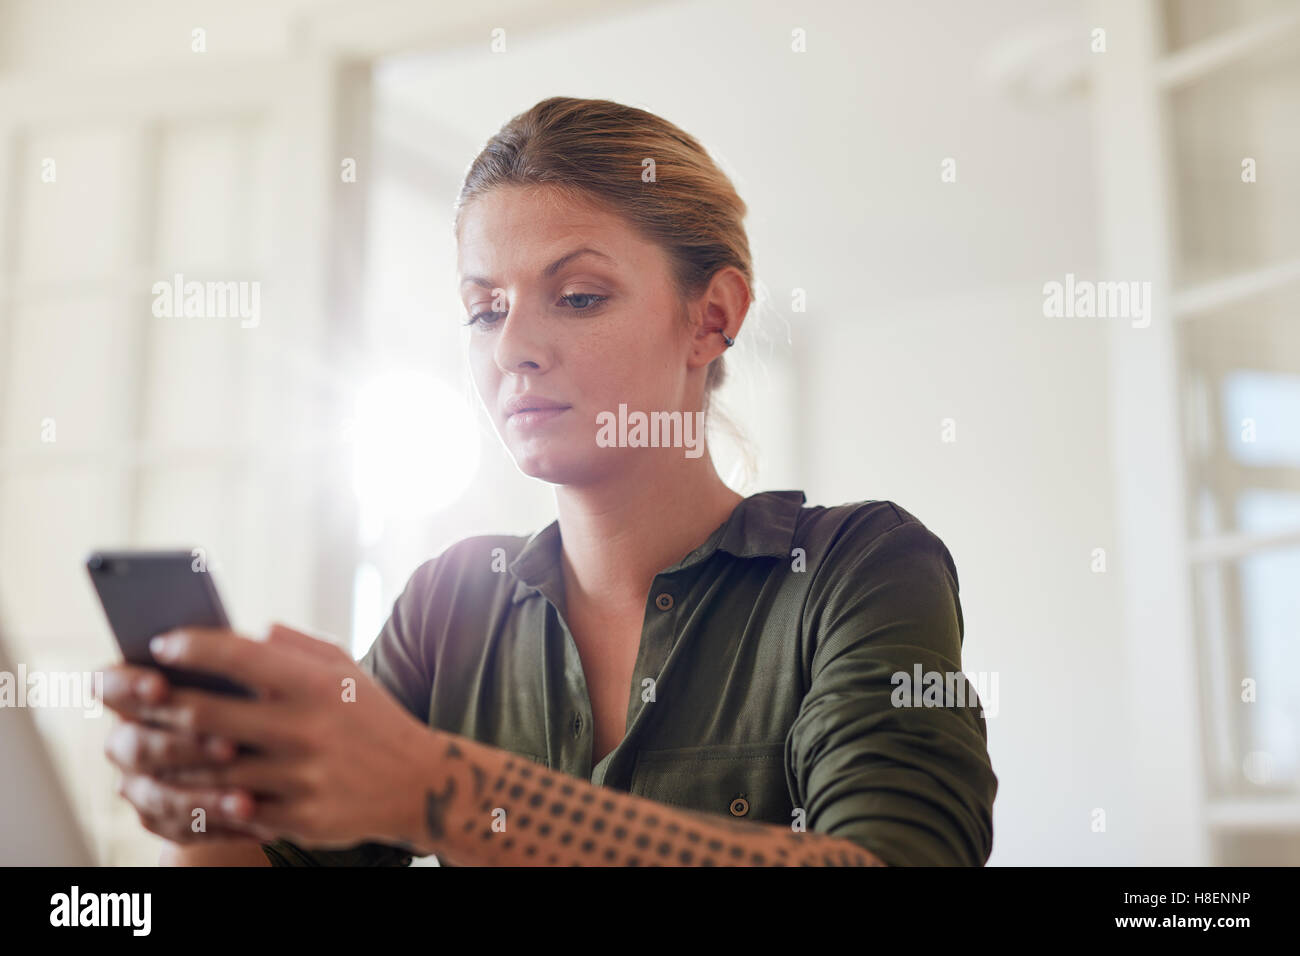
[221,794,244,817]
[134,674,157,698]
[206,737,232,759]
[149,636,175,659]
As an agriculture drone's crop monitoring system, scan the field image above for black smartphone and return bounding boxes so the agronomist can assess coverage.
[86,550,254,698]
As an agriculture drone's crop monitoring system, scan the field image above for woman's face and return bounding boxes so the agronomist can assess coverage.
[457,185,708,485]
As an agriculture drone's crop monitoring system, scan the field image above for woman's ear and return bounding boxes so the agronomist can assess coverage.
[687,267,749,367]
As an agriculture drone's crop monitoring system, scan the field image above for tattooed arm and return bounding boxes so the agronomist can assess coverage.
[393,730,887,867]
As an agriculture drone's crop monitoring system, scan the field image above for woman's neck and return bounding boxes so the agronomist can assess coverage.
[554,457,745,614]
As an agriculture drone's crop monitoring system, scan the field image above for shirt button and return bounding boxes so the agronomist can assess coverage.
[654,592,674,611]
[728,795,750,817]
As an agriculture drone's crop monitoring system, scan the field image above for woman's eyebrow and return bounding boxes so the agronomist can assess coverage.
[459,247,616,289]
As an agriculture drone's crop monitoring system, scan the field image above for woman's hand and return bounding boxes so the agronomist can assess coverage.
[102,623,435,852]
[100,663,253,844]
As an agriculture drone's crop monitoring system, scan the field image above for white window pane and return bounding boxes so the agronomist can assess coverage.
[140,319,243,446]
[1,297,135,450]
[154,120,250,269]
[16,126,135,281]
[1238,546,1300,788]
[1222,370,1300,467]
[1237,489,1300,535]
[0,470,131,651]
[134,466,233,548]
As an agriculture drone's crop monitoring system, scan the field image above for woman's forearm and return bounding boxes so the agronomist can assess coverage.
[396,729,886,866]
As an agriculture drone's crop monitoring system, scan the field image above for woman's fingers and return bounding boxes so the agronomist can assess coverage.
[119,774,282,844]
[133,687,300,751]
[149,627,325,700]
[104,720,235,774]
[162,755,313,797]
[136,813,276,846]
[118,772,256,830]
[239,798,323,841]
[98,664,170,718]
[142,814,279,845]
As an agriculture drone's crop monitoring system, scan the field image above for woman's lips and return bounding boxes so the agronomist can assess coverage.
[507,406,571,429]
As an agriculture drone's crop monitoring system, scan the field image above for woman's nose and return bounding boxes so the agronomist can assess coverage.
[493,304,550,373]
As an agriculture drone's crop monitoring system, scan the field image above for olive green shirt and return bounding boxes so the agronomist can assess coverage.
[261,490,997,867]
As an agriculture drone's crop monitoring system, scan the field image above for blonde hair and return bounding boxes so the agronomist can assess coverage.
[453,96,759,488]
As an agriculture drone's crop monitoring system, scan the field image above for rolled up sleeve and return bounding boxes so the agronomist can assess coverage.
[786,512,997,866]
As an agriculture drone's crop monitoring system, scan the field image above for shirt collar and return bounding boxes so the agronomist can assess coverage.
[507,490,807,606]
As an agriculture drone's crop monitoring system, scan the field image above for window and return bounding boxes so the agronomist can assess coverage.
[1160,0,1300,847]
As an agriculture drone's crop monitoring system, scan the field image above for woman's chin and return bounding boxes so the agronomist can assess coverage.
[508,445,576,483]
[508,445,611,486]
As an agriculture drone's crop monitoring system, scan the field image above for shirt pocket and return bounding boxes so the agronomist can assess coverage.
[628,742,794,825]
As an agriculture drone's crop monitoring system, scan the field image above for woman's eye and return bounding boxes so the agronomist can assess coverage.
[559,293,608,311]
[463,308,505,328]
[462,294,606,328]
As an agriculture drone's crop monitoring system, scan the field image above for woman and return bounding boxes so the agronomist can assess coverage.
[101,97,997,866]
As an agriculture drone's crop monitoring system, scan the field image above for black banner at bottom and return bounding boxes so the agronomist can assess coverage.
[6,864,1284,941]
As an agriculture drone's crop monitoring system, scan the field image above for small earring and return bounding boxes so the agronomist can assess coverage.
[720,331,735,347]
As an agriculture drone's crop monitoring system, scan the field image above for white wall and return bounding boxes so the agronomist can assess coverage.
[811,288,1133,865]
